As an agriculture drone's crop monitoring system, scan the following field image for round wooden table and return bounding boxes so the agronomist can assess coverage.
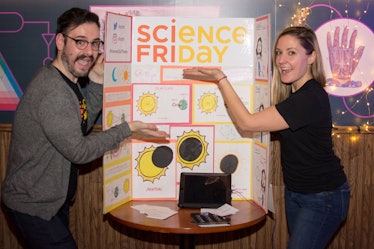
[109,200,266,249]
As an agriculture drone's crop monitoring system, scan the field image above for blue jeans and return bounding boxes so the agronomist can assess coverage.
[4,203,77,249]
[285,182,350,249]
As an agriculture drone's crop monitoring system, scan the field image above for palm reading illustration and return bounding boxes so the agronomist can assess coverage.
[327,26,365,88]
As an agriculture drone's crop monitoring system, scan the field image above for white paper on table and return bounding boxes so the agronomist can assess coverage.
[132,205,178,220]
[200,204,239,216]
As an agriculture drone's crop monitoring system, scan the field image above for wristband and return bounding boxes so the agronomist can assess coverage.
[217,75,227,83]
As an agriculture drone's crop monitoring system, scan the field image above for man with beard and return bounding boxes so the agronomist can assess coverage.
[1,8,169,249]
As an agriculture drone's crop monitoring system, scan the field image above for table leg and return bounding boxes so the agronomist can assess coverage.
[180,234,195,249]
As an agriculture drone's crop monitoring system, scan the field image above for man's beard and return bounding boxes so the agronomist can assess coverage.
[61,51,94,78]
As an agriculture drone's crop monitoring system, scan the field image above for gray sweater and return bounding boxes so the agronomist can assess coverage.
[2,65,131,220]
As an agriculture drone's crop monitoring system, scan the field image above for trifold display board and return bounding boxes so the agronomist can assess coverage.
[99,10,271,214]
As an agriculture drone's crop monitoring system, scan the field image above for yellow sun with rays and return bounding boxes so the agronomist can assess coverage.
[176,130,209,170]
[135,146,168,183]
[198,92,218,114]
[137,92,158,116]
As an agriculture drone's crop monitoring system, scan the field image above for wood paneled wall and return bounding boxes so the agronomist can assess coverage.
[1,124,373,249]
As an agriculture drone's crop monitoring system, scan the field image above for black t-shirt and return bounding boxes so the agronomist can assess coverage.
[275,79,346,193]
[56,69,87,203]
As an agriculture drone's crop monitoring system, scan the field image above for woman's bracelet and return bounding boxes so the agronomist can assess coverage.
[217,75,227,84]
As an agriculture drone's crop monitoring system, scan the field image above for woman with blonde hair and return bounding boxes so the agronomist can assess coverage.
[183,26,350,249]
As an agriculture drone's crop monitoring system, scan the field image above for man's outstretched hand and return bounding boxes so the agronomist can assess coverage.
[128,121,169,141]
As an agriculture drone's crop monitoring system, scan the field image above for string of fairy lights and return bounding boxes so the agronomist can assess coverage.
[275,0,370,26]
[274,0,373,137]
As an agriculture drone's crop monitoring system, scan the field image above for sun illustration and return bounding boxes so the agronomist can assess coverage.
[137,92,158,116]
[123,69,129,81]
[176,130,209,170]
[106,110,113,128]
[198,92,218,114]
[135,146,172,183]
[123,178,130,193]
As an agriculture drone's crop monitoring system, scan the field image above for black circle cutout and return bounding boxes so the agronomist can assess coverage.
[152,146,173,168]
[220,154,238,174]
[179,137,202,162]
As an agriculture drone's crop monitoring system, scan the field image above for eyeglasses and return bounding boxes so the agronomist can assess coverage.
[62,34,104,51]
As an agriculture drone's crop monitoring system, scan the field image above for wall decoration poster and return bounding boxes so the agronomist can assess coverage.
[101,11,271,214]
[315,18,374,124]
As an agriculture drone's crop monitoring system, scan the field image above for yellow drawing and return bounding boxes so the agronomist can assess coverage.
[137,92,158,116]
[106,110,113,127]
[176,130,209,170]
[112,64,130,83]
[123,178,130,193]
[198,92,218,114]
[135,146,168,182]
[106,110,126,128]
[123,69,129,81]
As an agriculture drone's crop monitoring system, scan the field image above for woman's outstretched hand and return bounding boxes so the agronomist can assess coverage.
[183,67,225,83]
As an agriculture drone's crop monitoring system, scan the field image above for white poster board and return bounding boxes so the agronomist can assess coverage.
[97,9,270,214]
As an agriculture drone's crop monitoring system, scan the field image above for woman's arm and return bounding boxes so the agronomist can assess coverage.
[183,68,289,133]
